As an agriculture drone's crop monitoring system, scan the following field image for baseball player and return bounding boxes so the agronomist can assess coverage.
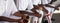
[31,0,44,23]
[0,0,21,23]
[38,0,54,23]
[44,0,60,23]
[17,0,41,23]
[15,0,41,23]
[38,0,58,23]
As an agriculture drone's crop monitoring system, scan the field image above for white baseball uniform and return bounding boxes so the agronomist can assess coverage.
[31,0,53,23]
[38,0,51,23]
[32,0,51,23]
[32,0,40,23]
[15,0,33,11]
[46,0,60,23]
[39,0,55,23]
[15,0,34,23]
[0,0,21,23]
[32,0,44,23]
[44,6,54,23]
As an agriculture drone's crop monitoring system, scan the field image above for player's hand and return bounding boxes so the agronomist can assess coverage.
[34,14,41,18]
[13,12,22,17]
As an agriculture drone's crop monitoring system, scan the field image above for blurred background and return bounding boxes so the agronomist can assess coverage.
[52,7,60,23]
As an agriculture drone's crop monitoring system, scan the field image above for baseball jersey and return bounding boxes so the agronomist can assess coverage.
[16,0,33,11]
[0,0,6,16]
[32,0,51,5]
[39,0,52,4]
[0,0,21,19]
